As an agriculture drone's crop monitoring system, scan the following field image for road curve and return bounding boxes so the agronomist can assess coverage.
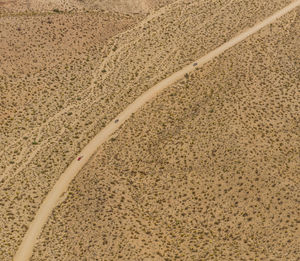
[14,1,300,260]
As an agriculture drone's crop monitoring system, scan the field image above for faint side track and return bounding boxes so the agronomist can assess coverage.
[2,0,183,154]
[0,0,185,188]
[13,1,300,260]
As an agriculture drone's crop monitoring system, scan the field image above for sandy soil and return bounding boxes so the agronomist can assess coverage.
[29,4,299,259]
[0,2,140,260]
[0,0,176,14]
[0,1,179,260]
[13,2,300,260]
[1,0,299,260]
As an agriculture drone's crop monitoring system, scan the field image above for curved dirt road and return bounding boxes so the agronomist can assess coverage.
[14,1,300,260]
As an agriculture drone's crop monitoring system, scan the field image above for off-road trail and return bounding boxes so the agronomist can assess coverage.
[13,1,300,260]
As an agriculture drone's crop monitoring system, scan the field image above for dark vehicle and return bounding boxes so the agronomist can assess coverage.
[193,62,198,66]
[77,156,83,161]
[115,119,119,123]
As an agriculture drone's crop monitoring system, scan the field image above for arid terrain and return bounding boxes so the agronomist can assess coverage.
[1,0,299,260]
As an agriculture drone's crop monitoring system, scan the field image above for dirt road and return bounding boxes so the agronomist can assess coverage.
[13,1,300,260]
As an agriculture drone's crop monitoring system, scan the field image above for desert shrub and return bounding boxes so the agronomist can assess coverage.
[53,9,61,13]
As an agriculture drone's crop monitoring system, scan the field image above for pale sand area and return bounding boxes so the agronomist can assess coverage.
[31,5,299,260]
[13,2,300,260]
[1,0,299,260]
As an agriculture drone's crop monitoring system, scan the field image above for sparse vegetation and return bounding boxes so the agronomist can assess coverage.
[1,0,298,260]
[52,8,61,13]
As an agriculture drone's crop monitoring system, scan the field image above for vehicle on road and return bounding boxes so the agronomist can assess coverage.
[77,156,83,161]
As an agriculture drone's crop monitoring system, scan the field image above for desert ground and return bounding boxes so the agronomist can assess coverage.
[1,0,299,260]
